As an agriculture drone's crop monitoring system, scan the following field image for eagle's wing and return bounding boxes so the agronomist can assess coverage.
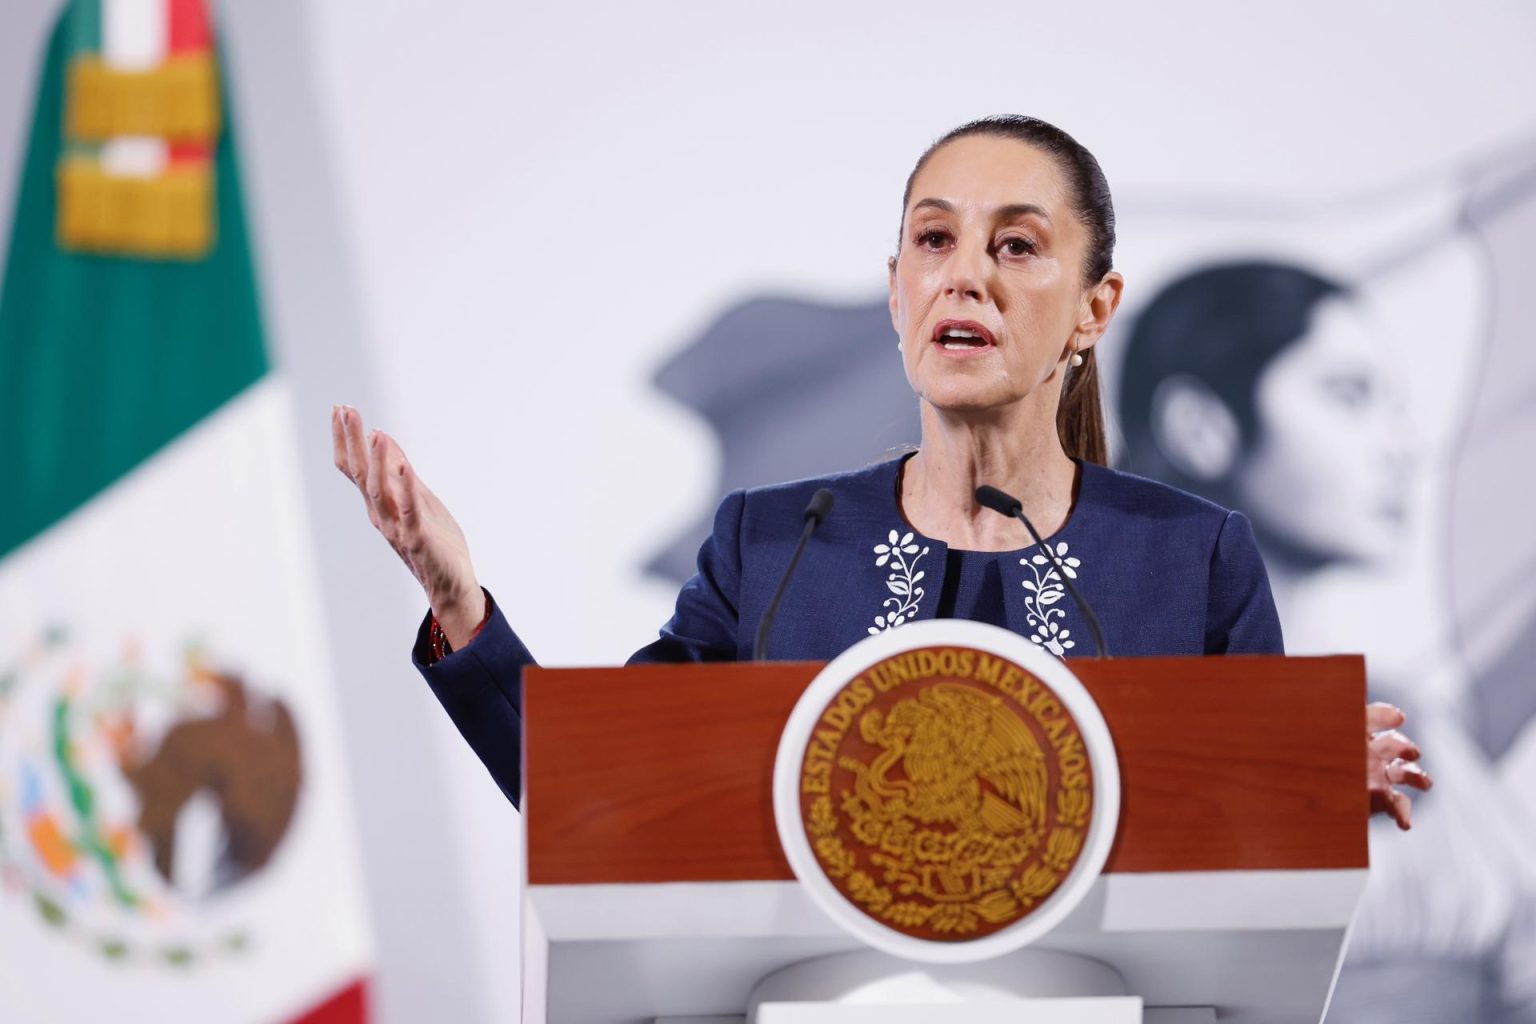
[910,684,1048,829]
[978,702,1048,831]
[906,684,993,784]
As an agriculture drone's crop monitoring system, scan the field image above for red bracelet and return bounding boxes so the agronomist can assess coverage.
[428,591,493,663]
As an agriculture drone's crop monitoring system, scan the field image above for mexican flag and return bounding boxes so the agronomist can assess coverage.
[0,2,373,1021]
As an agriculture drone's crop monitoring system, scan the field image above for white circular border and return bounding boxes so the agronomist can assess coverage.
[773,619,1121,963]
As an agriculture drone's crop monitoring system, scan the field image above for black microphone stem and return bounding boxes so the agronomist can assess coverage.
[974,485,1111,659]
[754,489,834,661]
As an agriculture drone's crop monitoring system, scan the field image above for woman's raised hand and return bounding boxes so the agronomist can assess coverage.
[332,405,484,647]
[1367,702,1433,830]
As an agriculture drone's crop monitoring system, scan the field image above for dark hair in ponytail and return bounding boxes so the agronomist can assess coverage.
[898,115,1115,465]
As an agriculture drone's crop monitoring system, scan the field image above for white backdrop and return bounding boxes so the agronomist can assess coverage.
[3,2,1535,1022]
[301,0,1536,668]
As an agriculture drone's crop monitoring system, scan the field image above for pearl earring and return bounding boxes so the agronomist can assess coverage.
[1070,351,1085,368]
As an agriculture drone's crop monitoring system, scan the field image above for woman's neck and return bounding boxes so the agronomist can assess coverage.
[902,401,1079,552]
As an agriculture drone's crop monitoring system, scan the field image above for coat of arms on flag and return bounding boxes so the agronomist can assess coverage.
[0,628,302,962]
[0,2,374,1021]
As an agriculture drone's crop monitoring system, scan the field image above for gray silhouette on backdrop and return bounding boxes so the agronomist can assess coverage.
[646,296,915,581]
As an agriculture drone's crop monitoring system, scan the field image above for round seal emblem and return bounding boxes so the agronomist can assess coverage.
[774,620,1119,962]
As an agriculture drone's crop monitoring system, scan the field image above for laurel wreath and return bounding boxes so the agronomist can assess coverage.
[807,785,1090,935]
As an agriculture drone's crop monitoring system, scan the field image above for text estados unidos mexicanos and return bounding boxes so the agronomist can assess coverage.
[800,648,1089,795]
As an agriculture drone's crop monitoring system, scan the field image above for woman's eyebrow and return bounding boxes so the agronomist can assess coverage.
[996,203,1051,224]
[909,197,1051,224]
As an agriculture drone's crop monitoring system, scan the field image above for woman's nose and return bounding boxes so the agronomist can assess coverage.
[943,240,990,302]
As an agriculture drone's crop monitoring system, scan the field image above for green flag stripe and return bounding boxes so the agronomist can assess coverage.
[67,0,101,59]
[0,19,268,560]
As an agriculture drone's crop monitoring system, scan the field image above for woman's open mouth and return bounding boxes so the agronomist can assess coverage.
[931,319,997,356]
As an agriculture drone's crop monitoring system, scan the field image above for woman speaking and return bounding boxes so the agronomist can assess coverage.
[330,115,1429,824]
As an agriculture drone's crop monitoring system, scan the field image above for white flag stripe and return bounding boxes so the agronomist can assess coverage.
[101,0,170,178]
[102,0,166,70]
[0,379,372,1023]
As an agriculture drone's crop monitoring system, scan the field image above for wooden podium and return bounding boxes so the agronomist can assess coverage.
[521,656,1368,1024]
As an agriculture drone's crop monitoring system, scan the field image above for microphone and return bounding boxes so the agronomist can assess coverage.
[754,488,834,661]
[974,484,1110,659]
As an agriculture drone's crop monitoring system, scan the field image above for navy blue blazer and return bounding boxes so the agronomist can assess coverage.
[414,458,1282,806]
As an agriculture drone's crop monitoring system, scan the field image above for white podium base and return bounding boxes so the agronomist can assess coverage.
[748,947,1126,1003]
[531,870,1364,1023]
[729,949,1154,1024]
[755,997,1141,1023]
[659,1011,1214,1024]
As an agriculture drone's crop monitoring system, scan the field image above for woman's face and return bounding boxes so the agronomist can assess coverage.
[1234,296,1411,565]
[889,135,1114,417]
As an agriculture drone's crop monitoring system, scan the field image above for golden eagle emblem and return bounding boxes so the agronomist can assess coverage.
[852,683,1047,840]
[799,648,1093,941]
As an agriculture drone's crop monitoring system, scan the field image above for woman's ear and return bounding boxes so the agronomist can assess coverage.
[887,255,901,337]
[1150,374,1241,480]
[1073,271,1125,353]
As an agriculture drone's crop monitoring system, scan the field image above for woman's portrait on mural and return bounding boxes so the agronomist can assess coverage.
[1116,261,1411,597]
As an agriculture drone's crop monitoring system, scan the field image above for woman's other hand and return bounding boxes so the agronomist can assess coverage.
[1367,702,1433,830]
[332,404,484,647]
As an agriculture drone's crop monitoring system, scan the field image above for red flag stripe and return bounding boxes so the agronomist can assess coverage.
[168,142,210,165]
[167,0,212,167]
[286,978,369,1024]
[167,0,210,52]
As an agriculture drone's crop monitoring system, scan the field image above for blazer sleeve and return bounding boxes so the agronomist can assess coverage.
[412,490,748,809]
[412,594,534,807]
[1204,510,1285,655]
[628,488,746,664]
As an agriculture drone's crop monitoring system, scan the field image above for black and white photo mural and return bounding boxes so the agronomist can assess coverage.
[1108,141,1536,1024]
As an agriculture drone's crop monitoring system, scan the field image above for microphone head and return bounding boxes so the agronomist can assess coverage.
[804,488,835,526]
[974,484,1023,518]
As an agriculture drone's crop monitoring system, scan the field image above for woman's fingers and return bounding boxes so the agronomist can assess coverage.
[1366,702,1406,734]
[395,466,424,562]
[335,405,393,535]
[1369,729,1421,763]
[388,448,415,521]
[330,405,481,623]
[1388,758,1433,791]
[1378,787,1413,831]
[340,406,371,490]
[1363,702,1430,831]
[366,428,399,529]
[376,435,417,552]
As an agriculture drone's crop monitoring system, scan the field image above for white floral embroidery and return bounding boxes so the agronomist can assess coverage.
[1021,542,1083,657]
[868,529,930,634]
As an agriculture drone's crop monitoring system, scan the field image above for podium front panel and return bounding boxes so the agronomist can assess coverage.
[523,655,1368,885]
